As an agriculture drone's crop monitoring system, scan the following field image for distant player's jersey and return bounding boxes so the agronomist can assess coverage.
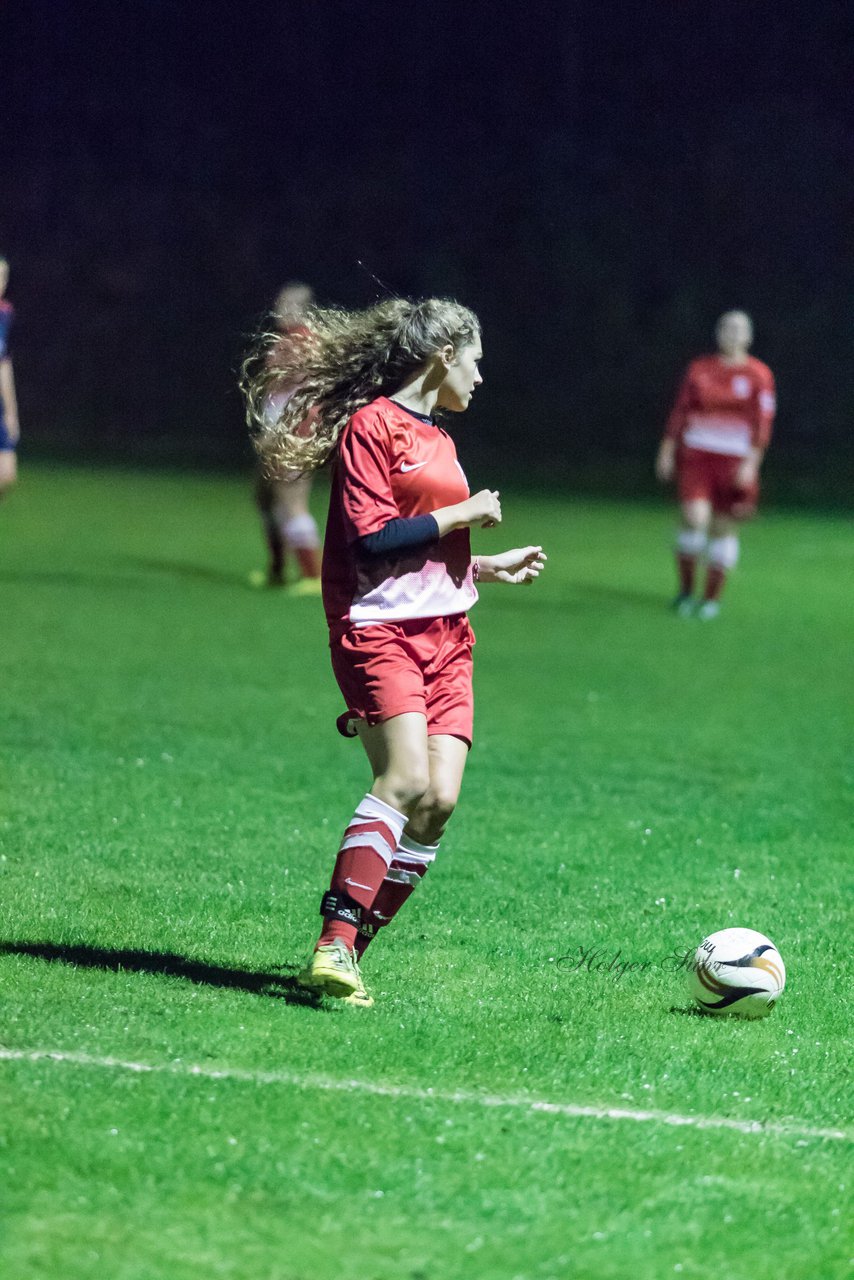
[0,300,14,361]
[0,300,13,444]
[665,355,776,457]
[262,323,314,433]
[323,397,477,630]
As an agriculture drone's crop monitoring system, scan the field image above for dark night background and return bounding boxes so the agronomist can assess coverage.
[1,1,851,498]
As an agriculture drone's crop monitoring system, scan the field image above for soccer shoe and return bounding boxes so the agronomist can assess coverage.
[249,567,286,588]
[287,577,322,597]
[296,940,359,999]
[697,600,721,620]
[672,594,695,618]
[341,960,374,1008]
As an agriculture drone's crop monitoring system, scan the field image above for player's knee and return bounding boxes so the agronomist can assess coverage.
[681,504,709,532]
[421,782,460,826]
[379,767,431,814]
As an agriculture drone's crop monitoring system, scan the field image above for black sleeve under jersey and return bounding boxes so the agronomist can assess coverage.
[357,514,440,558]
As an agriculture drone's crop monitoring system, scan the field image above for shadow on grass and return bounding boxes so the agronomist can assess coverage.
[0,940,327,1010]
[668,1004,713,1018]
[126,556,253,589]
[572,582,668,611]
[489,582,668,616]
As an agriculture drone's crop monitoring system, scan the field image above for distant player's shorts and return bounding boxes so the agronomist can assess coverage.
[0,411,16,452]
[330,613,475,746]
[677,447,759,519]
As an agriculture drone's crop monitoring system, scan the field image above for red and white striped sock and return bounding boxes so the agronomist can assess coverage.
[703,565,726,602]
[318,794,407,951]
[354,833,439,959]
[677,553,696,596]
[704,535,739,602]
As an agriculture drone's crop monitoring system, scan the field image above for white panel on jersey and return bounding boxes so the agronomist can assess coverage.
[350,559,478,625]
[683,415,751,457]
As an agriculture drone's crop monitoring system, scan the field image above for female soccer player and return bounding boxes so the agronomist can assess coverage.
[244,297,546,1006]
[656,310,776,619]
[254,282,322,590]
[0,256,20,500]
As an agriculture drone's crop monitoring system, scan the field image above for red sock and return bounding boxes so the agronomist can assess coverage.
[704,565,727,602]
[296,546,321,579]
[284,514,321,580]
[354,836,438,959]
[318,795,407,951]
[677,552,696,596]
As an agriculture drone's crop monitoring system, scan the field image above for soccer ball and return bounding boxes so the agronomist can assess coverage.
[687,927,786,1019]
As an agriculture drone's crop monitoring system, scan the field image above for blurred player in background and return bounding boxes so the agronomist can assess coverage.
[244,297,546,1007]
[656,311,776,619]
[0,256,20,499]
[253,281,322,592]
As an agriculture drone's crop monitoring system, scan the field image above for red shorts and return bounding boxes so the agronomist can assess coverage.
[677,447,759,518]
[330,614,475,745]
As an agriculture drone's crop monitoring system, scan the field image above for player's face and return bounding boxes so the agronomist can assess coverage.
[436,341,483,412]
[716,312,753,357]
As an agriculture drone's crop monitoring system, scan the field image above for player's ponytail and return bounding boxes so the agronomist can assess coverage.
[241,297,480,474]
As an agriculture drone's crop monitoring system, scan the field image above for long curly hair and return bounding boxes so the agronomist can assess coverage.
[241,297,481,474]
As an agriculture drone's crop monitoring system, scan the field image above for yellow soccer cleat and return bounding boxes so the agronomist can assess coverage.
[297,940,359,999]
[341,959,374,1008]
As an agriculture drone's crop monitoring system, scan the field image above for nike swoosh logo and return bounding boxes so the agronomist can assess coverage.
[399,460,429,473]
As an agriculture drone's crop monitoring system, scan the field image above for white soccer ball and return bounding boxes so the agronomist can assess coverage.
[687,927,786,1018]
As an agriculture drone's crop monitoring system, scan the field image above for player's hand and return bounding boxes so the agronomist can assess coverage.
[734,458,757,489]
[432,490,502,537]
[463,489,502,529]
[655,440,675,483]
[479,546,547,585]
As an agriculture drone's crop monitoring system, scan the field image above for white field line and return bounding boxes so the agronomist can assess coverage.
[0,1046,849,1143]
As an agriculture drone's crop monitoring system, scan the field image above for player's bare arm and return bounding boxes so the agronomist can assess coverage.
[735,446,763,489]
[655,438,675,482]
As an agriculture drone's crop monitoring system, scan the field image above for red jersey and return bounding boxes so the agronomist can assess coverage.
[322,397,477,630]
[665,355,776,457]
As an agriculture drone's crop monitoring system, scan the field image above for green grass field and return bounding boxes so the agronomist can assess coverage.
[1,462,851,1280]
